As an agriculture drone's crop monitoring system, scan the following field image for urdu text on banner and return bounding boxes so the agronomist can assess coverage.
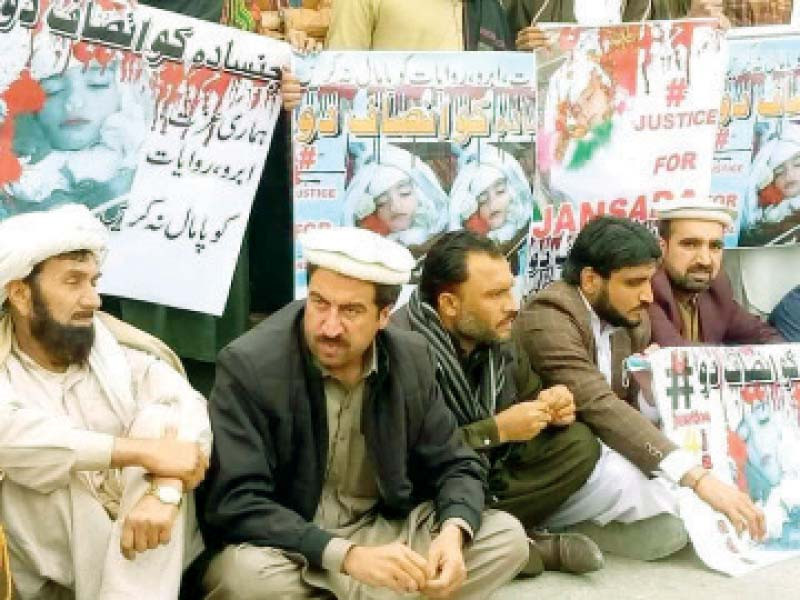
[0,0,290,315]
[291,50,537,300]
[641,344,800,576]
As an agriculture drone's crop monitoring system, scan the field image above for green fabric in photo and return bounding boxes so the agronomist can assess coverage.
[137,0,223,23]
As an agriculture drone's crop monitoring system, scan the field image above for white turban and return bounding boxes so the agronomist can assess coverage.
[0,204,109,305]
[301,226,415,285]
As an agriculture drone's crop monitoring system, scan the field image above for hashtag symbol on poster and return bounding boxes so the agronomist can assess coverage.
[665,78,688,108]
[666,352,694,411]
[297,146,318,171]
[715,128,730,151]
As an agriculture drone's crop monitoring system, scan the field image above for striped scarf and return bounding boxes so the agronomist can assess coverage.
[407,289,506,426]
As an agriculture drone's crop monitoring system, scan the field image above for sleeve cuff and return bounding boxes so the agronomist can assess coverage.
[321,537,354,573]
[73,431,115,471]
[462,417,501,450]
[443,517,474,542]
[658,448,699,485]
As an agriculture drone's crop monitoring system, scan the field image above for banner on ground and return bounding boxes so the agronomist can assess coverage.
[712,32,800,247]
[291,50,537,299]
[0,0,290,315]
[531,20,726,291]
[642,344,800,576]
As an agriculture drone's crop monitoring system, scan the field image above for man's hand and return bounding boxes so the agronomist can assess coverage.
[688,0,731,28]
[692,471,766,540]
[112,429,208,490]
[515,25,550,51]
[423,523,466,599]
[120,490,180,560]
[281,68,304,111]
[494,400,551,442]
[286,30,323,54]
[538,385,575,426]
[342,543,428,594]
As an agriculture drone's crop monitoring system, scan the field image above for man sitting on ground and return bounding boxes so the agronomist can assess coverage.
[0,205,211,599]
[516,216,766,559]
[394,230,604,576]
[197,227,528,599]
[650,199,783,346]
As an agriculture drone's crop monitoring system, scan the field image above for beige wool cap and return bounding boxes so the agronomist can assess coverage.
[300,226,415,285]
[655,198,737,228]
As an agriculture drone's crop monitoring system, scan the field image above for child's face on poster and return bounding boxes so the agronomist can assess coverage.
[37,63,120,151]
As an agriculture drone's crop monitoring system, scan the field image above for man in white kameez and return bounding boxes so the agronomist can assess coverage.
[0,205,211,600]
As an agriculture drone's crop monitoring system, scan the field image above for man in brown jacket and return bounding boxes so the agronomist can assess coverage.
[516,216,766,559]
[649,200,784,346]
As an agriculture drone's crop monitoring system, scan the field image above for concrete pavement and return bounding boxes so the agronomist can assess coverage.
[493,545,800,600]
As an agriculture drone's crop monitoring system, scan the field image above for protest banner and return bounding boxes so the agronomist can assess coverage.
[713,31,800,247]
[640,344,800,576]
[0,0,290,315]
[531,20,726,291]
[291,50,537,299]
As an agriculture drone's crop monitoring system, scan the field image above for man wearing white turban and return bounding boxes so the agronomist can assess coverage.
[344,143,449,248]
[450,143,533,243]
[0,205,211,599]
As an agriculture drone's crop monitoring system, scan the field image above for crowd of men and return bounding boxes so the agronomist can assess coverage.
[0,192,786,598]
[0,1,797,599]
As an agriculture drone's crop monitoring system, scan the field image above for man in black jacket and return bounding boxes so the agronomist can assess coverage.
[197,227,528,598]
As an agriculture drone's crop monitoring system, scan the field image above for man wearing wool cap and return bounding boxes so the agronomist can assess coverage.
[649,198,783,346]
[197,226,528,599]
[0,205,211,599]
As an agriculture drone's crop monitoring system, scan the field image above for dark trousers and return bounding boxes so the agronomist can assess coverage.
[488,422,601,527]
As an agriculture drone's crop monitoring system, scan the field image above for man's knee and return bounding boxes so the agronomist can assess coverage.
[203,545,308,600]
[476,510,529,572]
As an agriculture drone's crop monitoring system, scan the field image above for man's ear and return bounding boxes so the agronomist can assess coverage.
[437,291,460,320]
[579,267,600,298]
[377,305,391,330]
[5,280,32,318]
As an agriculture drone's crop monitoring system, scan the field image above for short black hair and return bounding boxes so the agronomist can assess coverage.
[657,219,672,240]
[562,216,661,284]
[306,264,401,311]
[419,230,504,308]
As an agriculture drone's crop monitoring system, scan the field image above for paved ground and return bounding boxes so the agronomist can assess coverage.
[493,545,800,600]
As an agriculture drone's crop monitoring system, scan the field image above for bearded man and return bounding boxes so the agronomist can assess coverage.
[516,216,766,559]
[0,205,210,599]
[393,230,604,576]
[649,199,783,346]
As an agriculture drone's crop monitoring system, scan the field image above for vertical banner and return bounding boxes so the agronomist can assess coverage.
[0,0,290,315]
[292,51,537,299]
[713,33,800,247]
[645,344,800,576]
[531,20,726,291]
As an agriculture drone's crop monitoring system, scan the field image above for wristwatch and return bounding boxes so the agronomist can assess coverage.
[149,483,183,507]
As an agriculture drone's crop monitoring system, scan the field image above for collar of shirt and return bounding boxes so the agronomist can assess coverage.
[579,290,619,385]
